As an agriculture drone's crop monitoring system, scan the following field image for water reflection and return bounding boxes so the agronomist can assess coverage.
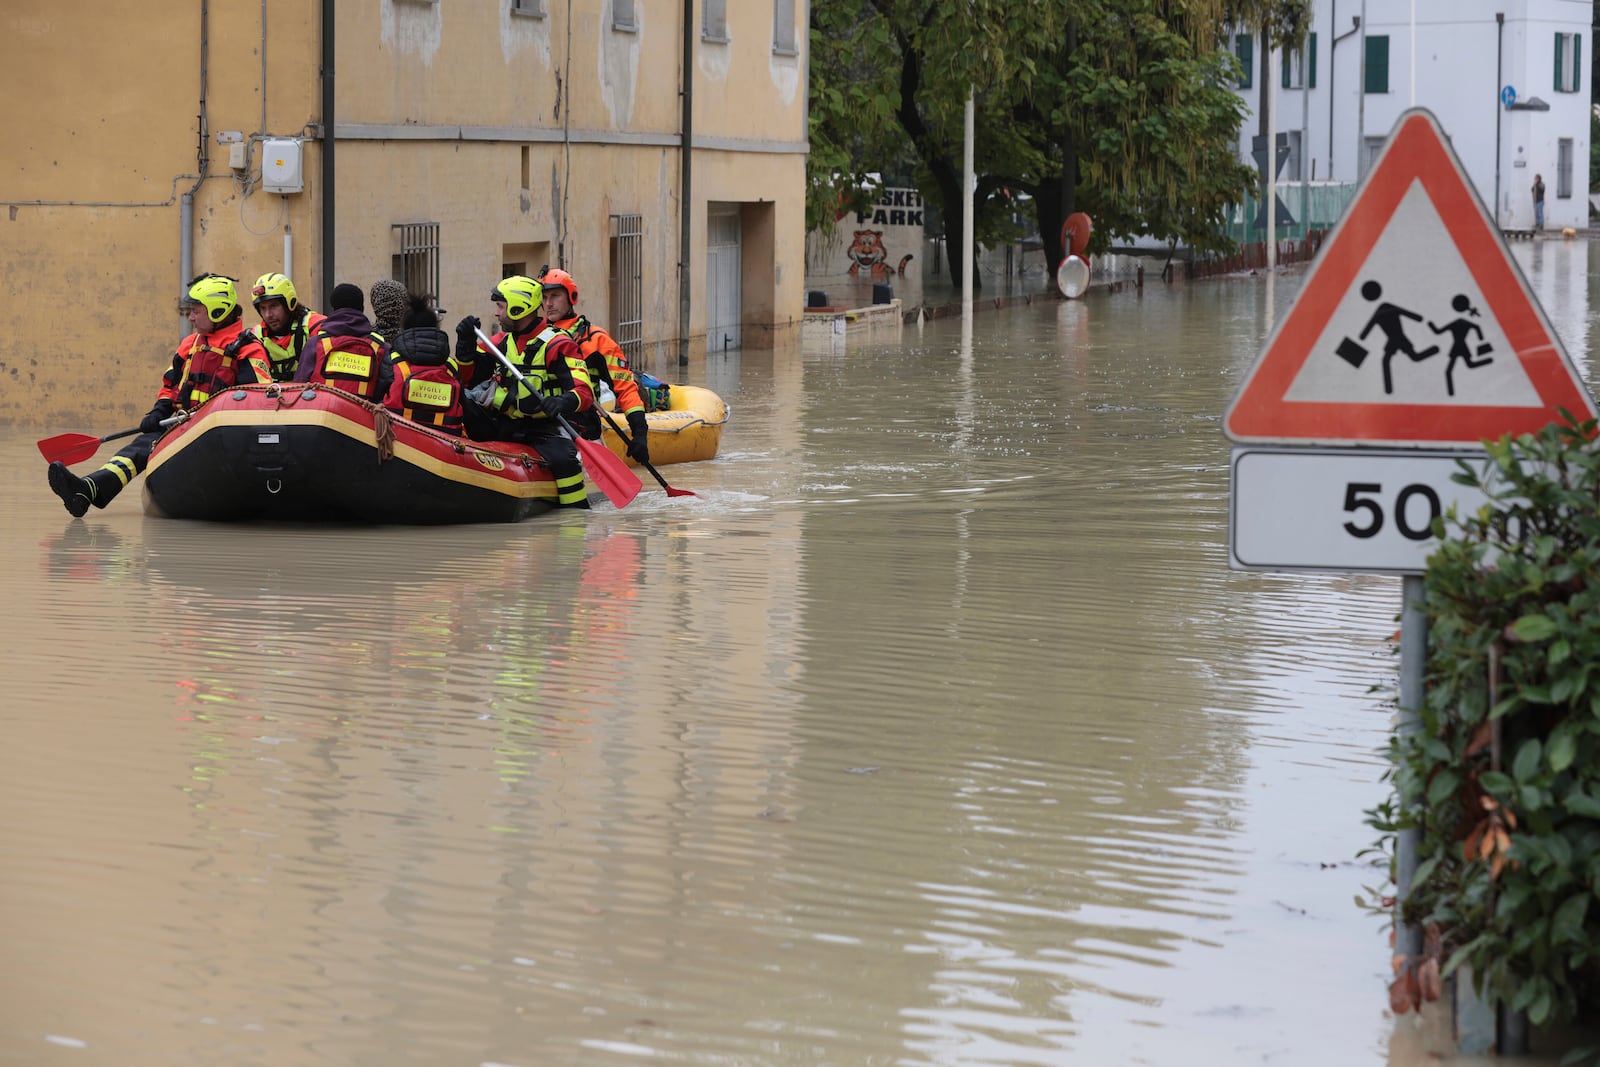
[4,243,1597,1065]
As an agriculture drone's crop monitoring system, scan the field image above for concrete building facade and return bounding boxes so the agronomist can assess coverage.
[1,0,808,425]
[1231,0,1590,233]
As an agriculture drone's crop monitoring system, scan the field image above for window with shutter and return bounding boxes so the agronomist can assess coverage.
[1235,34,1253,89]
[1364,36,1389,94]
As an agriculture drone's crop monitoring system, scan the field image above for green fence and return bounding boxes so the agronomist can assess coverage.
[1224,181,1358,244]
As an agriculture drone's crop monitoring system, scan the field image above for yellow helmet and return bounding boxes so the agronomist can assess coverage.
[251,272,299,312]
[492,275,542,320]
[184,273,239,323]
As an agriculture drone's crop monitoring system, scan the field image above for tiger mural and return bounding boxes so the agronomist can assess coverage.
[845,230,914,280]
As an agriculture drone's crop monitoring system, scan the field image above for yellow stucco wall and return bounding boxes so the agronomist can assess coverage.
[1,0,805,427]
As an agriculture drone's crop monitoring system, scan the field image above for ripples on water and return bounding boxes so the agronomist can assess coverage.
[6,245,1595,1065]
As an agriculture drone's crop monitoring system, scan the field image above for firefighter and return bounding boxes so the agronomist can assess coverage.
[455,275,594,508]
[241,272,325,383]
[384,294,465,435]
[298,283,393,400]
[536,266,651,466]
[47,274,270,517]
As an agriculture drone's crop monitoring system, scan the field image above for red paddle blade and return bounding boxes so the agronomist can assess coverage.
[36,433,104,466]
[573,433,642,508]
[664,484,697,498]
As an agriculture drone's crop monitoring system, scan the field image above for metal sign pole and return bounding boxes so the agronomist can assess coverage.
[1395,574,1426,962]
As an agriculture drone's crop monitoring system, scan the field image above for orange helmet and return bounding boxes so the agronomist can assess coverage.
[540,267,578,306]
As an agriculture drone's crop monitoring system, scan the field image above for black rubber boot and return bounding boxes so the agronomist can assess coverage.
[84,469,125,510]
[47,462,95,518]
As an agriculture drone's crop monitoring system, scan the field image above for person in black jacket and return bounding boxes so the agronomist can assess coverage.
[383,295,465,435]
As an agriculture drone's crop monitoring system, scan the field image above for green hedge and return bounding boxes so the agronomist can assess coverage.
[1371,416,1600,1028]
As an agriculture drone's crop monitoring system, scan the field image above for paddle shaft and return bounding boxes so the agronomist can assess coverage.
[472,327,641,509]
[37,415,187,466]
[594,404,697,497]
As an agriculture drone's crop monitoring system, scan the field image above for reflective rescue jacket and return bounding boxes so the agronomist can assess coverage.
[243,310,327,383]
[385,326,464,434]
[305,321,392,401]
[158,319,264,412]
[476,322,593,422]
[550,314,642,440]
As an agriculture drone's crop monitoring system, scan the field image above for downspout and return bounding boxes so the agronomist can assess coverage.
[1330,11,1362,179]
[320,0,336,303]
[1495,13,1504,228]
[1357,0,1367,177]
[678,0,694,366]
[180,0,211,289]
[559,0,572,266]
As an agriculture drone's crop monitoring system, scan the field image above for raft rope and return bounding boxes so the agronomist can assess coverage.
[227,382,548,468]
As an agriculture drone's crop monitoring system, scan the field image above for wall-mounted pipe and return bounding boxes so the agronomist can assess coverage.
[320,0,335,303]
[180,0,212,290]
[1330,9,1363,179]
[1495,12,1504,227]
[678,0,693,366]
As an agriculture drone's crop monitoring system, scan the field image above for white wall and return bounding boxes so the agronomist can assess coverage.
[1233,0,1591,230]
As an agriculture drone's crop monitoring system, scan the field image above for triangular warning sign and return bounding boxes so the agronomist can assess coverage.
[1225,108,1596,447]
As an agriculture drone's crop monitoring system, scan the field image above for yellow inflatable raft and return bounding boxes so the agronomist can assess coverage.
[600,384,729,467]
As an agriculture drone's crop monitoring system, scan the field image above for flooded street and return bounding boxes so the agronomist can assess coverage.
[3,239,1596,1066]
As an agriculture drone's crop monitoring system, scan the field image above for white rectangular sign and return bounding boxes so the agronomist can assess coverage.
[1230,447,1496,574]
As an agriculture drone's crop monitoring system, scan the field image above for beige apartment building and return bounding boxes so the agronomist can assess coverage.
[1,0,808,425]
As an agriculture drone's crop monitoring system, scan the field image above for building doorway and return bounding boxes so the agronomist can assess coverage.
[706,203,742,353]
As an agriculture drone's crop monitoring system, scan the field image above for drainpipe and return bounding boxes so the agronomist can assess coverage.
[1357,0,1367,177]
[320,0,336,303]
[1330,10,1362,179]
[180,0,211,290]
[1495,13,1504,228]
[678,0,693,366]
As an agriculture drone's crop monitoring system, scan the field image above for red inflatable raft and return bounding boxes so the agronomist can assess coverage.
[142,384,560,523]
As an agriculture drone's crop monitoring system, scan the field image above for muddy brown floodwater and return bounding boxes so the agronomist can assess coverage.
[2,239,1595,1066]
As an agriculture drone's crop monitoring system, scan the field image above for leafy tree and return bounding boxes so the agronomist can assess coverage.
[807,0,1307,288]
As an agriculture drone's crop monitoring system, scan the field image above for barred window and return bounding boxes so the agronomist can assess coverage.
[609,213,644,366]
[392,222,440,304]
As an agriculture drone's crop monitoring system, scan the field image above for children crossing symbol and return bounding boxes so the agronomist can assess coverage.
[1225,108,1595,447]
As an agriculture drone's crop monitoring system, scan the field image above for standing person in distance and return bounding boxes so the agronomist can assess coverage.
[454,275,594,508]
[47,274,271,516]
[536,266,651,467]
[1532,173,1546,231]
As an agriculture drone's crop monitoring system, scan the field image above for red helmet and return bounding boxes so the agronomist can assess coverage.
[540,267,578,306]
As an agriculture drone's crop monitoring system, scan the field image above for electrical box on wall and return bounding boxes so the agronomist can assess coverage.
[261,138,304,194]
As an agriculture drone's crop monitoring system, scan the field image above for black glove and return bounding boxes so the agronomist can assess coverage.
[539,392,578,419]
[454,315,482,360]
[625,410,651,465]
[140,398,175,434]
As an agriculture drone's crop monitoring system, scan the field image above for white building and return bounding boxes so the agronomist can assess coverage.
[1232,0,1591,231]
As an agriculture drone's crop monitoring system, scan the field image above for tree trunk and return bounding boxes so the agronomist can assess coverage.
[929,163,971,291]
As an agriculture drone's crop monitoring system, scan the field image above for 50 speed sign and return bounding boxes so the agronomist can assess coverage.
[1229,448,1496,574]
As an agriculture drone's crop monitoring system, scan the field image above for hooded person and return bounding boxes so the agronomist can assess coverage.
[368,278,410,342]
[298,282,393,401]
[383,294,465,435]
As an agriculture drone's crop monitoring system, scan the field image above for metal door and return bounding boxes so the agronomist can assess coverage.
[706,205,741,352]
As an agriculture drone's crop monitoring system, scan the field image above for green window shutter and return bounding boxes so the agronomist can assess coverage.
[1237,34,1254,89]
[1365,35,1389,93]
[1309,33,1318,88]
[1282,46,1291,88]
[1555,33,1564,92]
[1576,36,1582,93]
